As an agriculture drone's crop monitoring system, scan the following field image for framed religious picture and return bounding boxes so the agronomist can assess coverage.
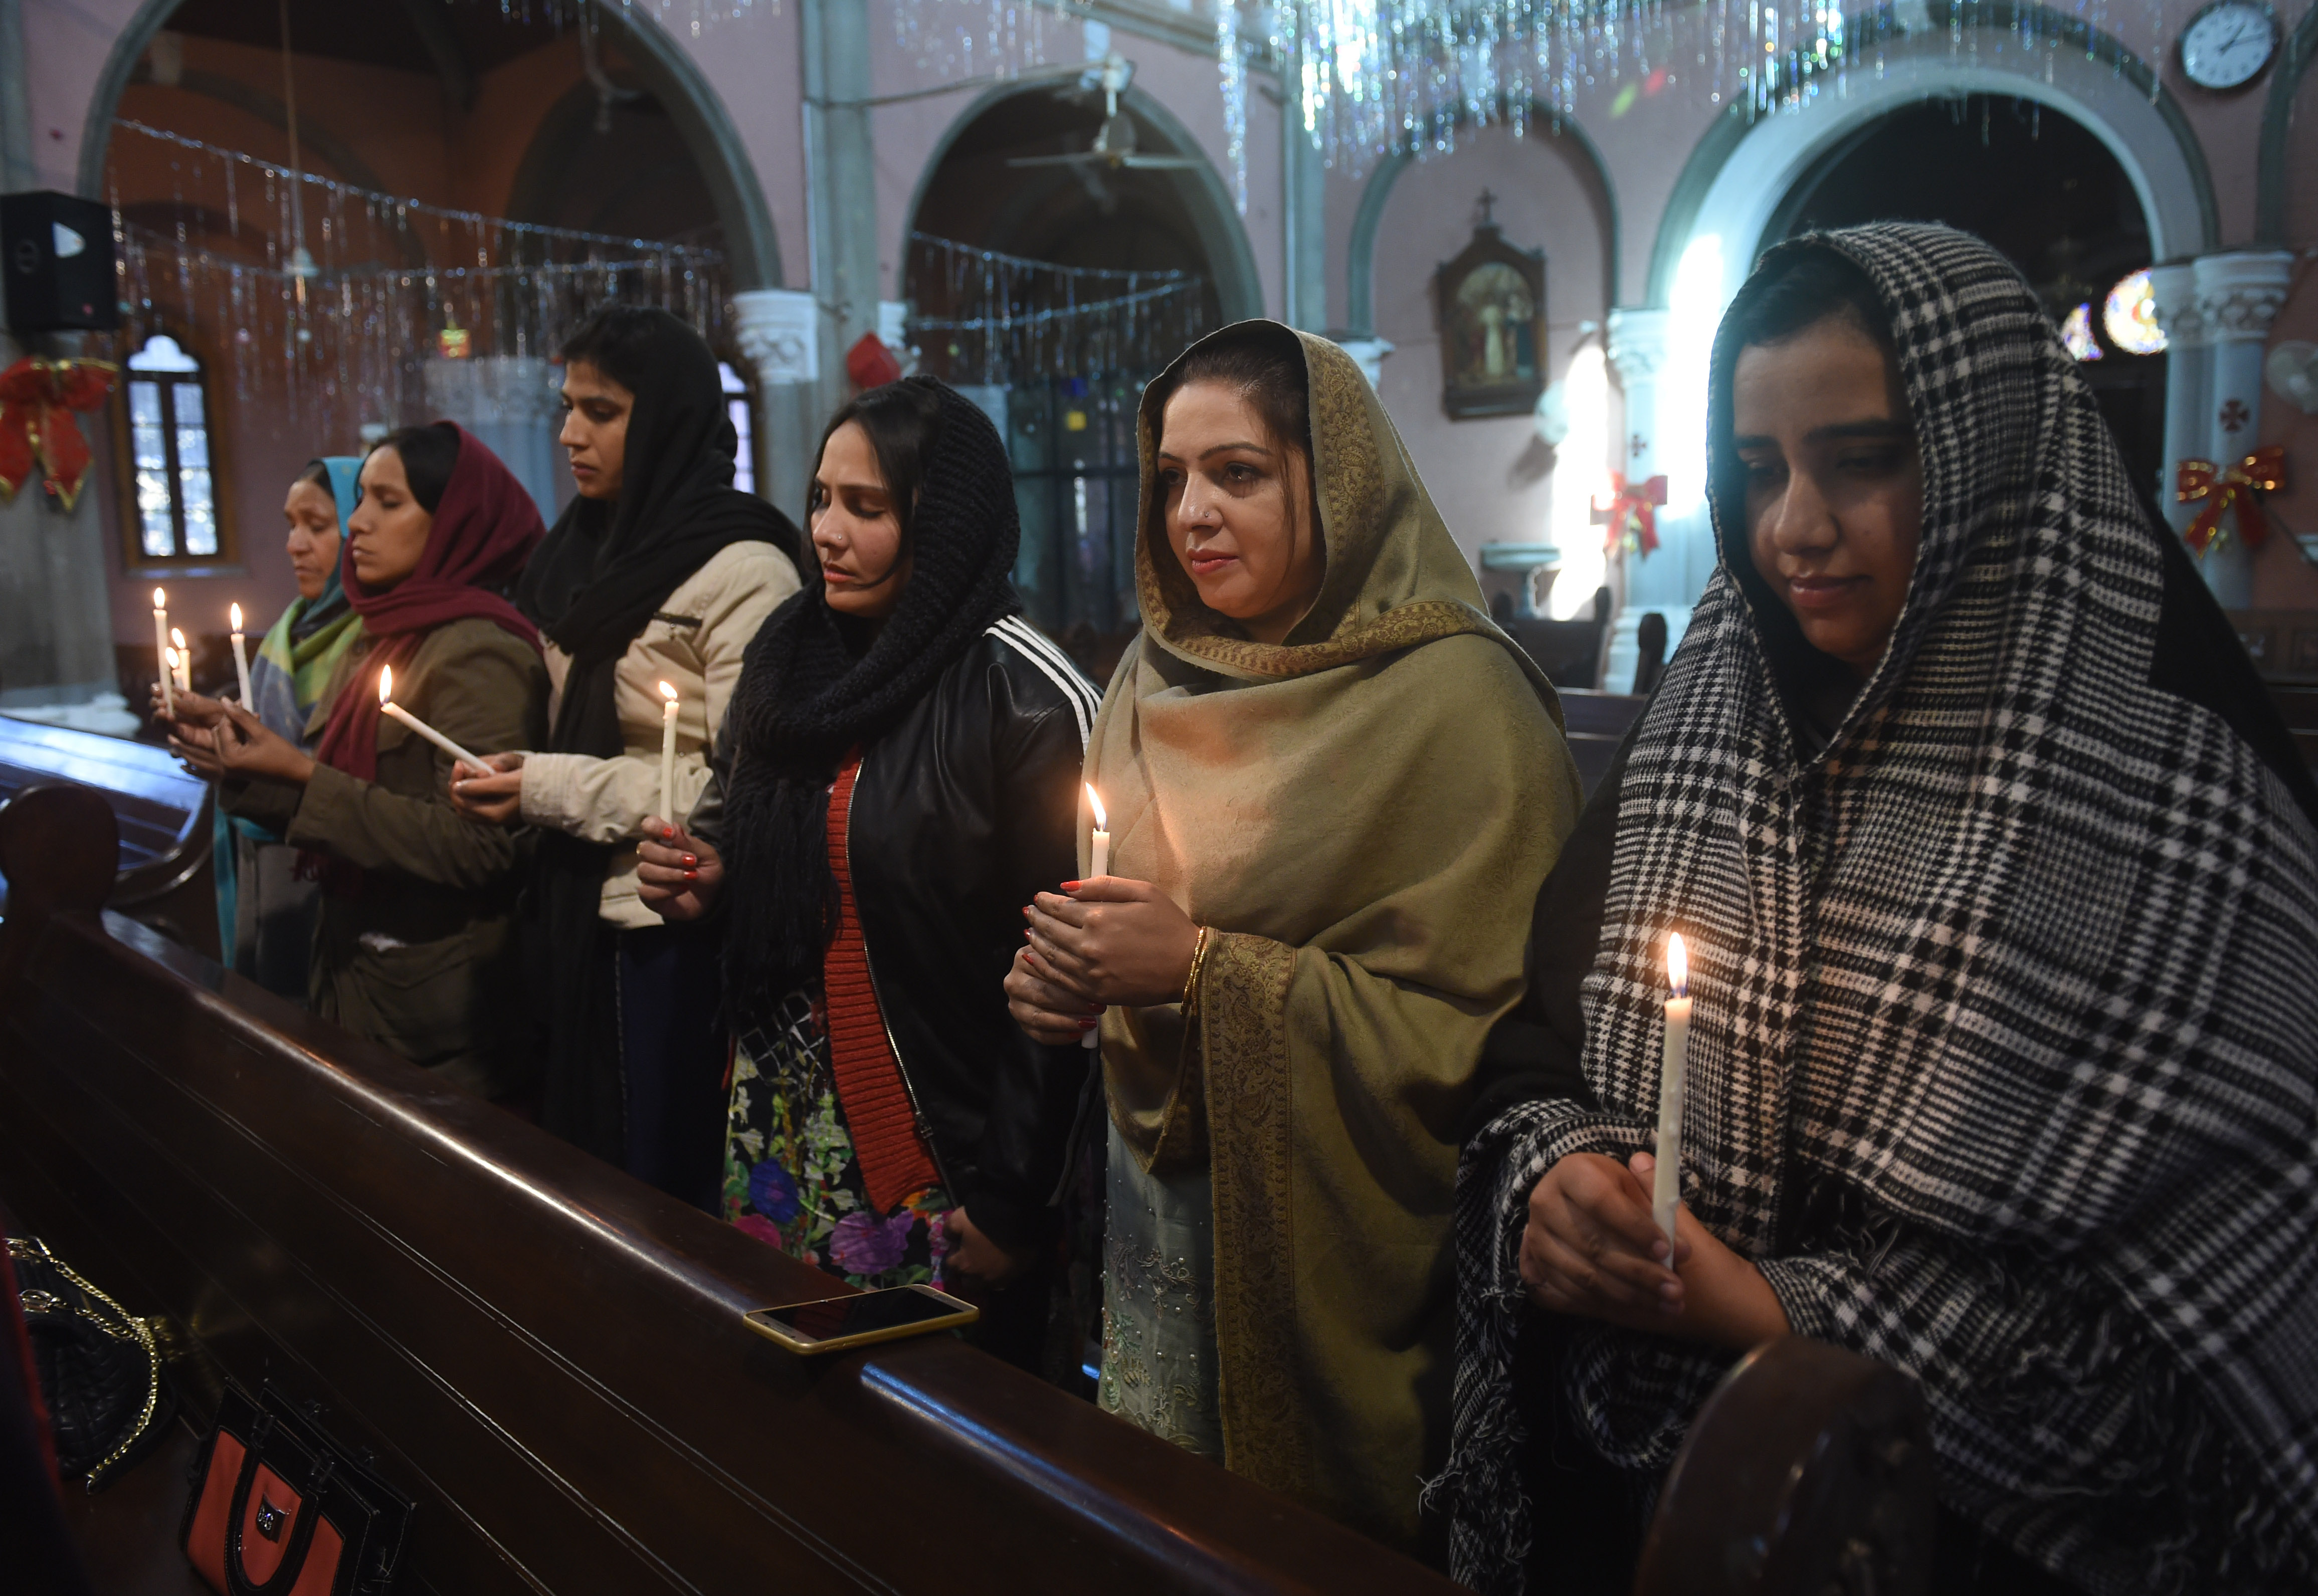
[1434,191,1548,420]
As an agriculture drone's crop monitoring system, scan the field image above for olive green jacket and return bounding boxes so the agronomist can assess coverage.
[226,618,548,1097]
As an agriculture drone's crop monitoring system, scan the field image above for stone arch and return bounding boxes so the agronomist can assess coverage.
[898,79,1263,323]
[77,0,783,288]
[1345,110,1621,336]
[2256,2,2318,242]
[1643,4,2217,309]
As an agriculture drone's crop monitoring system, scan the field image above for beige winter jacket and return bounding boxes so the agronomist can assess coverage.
[518,538,799,928]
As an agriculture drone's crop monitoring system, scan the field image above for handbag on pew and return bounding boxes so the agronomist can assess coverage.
[182,1380,415,1596]
[7,1234,175,1490]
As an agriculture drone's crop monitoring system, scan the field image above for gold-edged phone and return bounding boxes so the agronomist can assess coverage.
[742,1283,980,1355]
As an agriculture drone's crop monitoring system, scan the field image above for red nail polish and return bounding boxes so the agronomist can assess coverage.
[684,870,697,881]
[1061,881,1082,891]
[681,854,696,867]
[662,827,675,840]
[1077,1018,1097,1030]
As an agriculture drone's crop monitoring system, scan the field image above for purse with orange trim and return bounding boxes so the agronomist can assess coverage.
[180,1381,413,1596]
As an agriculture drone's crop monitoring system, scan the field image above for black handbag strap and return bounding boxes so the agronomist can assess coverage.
[222,1421,330,1596]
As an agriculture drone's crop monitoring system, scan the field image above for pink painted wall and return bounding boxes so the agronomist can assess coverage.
[1355,124,1615,568]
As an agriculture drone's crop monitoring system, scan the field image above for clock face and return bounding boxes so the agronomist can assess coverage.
[2180,3,2276,90]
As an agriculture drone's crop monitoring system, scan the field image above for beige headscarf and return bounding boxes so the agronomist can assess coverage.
[1087,321,1583,1544]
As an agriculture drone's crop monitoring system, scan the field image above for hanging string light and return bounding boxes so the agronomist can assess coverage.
[108,120,726,448]
[905,233,1212,387]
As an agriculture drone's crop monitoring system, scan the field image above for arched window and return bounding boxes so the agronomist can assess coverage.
[120,334,228,567]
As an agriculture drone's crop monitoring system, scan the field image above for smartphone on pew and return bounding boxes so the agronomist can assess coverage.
[742,1283,979,1355]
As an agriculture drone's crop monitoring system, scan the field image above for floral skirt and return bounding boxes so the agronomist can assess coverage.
[723,987,955,1290]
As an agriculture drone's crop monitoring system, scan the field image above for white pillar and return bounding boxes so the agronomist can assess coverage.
[732,287,821,519]
[2144,261,2206,540]
[2190,250,2293,609]
[1605,307,1678,692]
[1281,94,1327,330]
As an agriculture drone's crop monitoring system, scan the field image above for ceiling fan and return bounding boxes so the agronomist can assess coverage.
[1008,53,1204,185]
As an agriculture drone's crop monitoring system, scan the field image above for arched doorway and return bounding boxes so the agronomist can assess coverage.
[82,0,782,683]
[904,74,1258,670]
[1769,93,2166,505]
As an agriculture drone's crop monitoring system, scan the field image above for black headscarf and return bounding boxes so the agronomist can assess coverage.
[721,375,1022,1029]
[517,308,801,747]
[516,308,800,1163]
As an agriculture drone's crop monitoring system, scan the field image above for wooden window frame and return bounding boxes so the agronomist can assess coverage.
[113,331,240,579]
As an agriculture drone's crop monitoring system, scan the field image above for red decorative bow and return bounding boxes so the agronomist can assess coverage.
[1592,472,1669,555]
[0,357,119,513]
[2177,447,2286,556]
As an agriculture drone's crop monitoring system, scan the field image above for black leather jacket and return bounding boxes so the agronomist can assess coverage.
[702,617,1101,1250]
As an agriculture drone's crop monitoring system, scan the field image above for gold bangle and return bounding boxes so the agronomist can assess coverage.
[1181,925,1214,1013]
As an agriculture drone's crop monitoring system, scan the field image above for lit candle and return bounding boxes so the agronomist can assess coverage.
[658,680,679,827]
[1083,783,1109,1051]
[229,603,253,705]
[163,647,183,705]
[376,665,485,770]
[169,628,193,693]
[1652,932,1691,1250]
[151,587,173,714]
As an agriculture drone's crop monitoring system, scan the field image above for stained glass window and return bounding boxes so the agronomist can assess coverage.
[2102,270,2166,356]
[123,335,224,562]
[2060,303,2104,363]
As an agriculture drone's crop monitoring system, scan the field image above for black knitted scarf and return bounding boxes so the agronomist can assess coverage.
[720,376,1022,1029]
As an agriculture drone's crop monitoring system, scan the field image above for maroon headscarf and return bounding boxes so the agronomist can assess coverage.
[311,424,544,783]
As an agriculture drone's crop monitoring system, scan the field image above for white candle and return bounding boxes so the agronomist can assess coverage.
[151,587,173,714]
[169,628,193,693]
[658,680,679,827]
[1652,932,1692,1250]
[377,665,485,770]
[229,603,253,705]
[1083,783,1110,1051]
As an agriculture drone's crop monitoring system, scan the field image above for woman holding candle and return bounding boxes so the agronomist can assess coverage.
[1003,320,1582,1550]
[634,375,1099,1372]
[445,306,800,1205]
[1439,227,2318,1594]
[177,424,549,1097]
[209,458,366,996]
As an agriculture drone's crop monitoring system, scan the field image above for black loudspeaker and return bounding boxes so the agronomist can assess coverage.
[2,190,119,333]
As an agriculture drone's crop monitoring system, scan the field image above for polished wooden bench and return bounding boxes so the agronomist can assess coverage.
[0,714,217,958]
[1,783,1929,1595]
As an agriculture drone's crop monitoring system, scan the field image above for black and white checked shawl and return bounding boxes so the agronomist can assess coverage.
[1437,226,2318,1594]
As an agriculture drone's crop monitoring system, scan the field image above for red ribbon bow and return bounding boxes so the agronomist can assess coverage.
[1592,472,1669,556]
[0,357,119,513]
[2176,447,2286,556]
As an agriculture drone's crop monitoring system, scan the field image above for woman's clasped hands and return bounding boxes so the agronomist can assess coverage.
[1520,1149,1790,1351]
[153,686,316,786]
[1005,875,1201,1045]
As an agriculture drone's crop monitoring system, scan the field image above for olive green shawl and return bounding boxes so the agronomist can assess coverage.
[1089,322,1583,1544]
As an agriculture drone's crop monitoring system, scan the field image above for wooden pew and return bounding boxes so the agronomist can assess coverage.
[0,783,1459,1594]
[0,784,1931,1594]
[0,715,217,958]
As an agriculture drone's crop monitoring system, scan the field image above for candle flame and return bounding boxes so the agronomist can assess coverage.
[164,647,180,670]
[1085,783,1107,831]
[377,664,394,705]
[230,603,244,632]
[152,586,166,610]
[170,627,187,650]
[659,680,678,702]
[1667,932,1688,998]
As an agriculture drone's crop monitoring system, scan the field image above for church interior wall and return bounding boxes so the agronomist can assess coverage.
[12,0,2318,679]
[1352,123,1615,583]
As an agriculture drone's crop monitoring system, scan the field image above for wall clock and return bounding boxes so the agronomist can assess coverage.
[2179,1,2279,91]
